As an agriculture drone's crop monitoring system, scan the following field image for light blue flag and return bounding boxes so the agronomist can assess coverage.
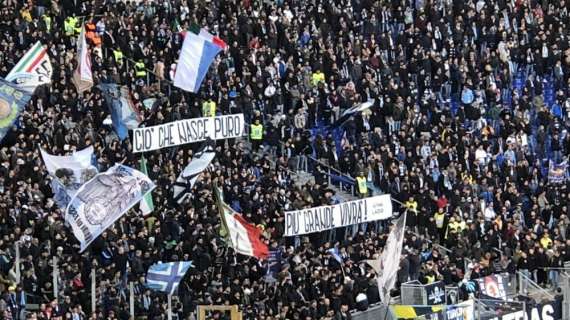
[146,261,193,295]
[98,84,142,140]
[327,247,343,263]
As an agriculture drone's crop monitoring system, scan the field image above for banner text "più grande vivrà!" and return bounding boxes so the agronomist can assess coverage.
[284,195,392,236]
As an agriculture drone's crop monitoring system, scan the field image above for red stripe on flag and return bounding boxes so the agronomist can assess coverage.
[25,49,47,73]
[212,37,227,49]
[233,214,268,259]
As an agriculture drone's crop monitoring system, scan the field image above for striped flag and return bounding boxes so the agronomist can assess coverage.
[330,100,375,128]
[139,156,154,215]
[173,25,226,93]
[72,26,93,93]
[6,41,52,93]
[214,187,268,259]
[146,261,193,295]
[173,140,215,204]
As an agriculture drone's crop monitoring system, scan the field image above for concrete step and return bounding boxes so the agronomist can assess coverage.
[292,170,315,187]
[329,184,358,202]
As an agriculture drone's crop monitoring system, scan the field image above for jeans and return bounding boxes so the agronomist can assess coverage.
[520,269,531,293]
[297,155,307,172]
[549,270,560,288]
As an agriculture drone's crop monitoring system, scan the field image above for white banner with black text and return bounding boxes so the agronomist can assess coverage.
[132,114,244,152]
[284,194,392,236]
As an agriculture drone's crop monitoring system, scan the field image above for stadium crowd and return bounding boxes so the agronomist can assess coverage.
[1,0,570,319]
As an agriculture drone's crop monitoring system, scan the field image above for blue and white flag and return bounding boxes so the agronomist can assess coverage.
[329,100,374,128]
[0,78,31,141]
[173,140,216,204]
[146,261,193,295]
[65,164,155,252]
[40,147,98,209]
[327,247,343,264]
[173,25,227,93]
[99,84,143,140]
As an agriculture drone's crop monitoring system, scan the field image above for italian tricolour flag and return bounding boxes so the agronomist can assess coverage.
[173,25,227,93]
[215,188,268,259]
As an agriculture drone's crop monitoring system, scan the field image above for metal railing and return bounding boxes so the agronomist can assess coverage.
[101,47,173,93]
[306,154,356,196]
[561,270,570,320]
[517,270,555,300]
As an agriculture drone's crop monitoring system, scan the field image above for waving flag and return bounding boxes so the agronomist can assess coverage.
[40,146,98,209]
[146,261,193,295]
[330,100,375,128]
[174,25,227,93]
[72,26,93,93]
[98,84,143,140]
[377,212,407,303]
[215,187,268,259]
[173,140,215,204]
[327,247,343,263]
[6,41,52,93]
[0,79,32,141]
[139,156,154,215]
[66,164,155,252]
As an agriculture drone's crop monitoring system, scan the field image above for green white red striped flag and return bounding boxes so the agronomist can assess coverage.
[5,41,52,93]
[139,155,155,215]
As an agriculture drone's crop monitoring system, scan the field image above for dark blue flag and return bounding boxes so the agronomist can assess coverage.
[0,78,32,141]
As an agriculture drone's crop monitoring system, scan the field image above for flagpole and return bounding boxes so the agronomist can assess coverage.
[129,282,134,318]
[167,294,173,320]
[15,241,20,284]
[53,256,58,303]
[91,268,96,313]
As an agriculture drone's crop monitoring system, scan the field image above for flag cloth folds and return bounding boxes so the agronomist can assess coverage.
[40,146,98,209]
[146,261,193,295]
[173,140,216,204]
[6,41,52,93]
[98,84,143,140]
[139,156,154,215]
[377,212,407,303]
[173,25,227,93]
[0,79,32,141]
[65,164,155,252]
[214,187,268,259]
[72,26,93,93]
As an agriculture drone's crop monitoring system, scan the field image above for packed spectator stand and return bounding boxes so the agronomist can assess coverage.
[1,0,570,319]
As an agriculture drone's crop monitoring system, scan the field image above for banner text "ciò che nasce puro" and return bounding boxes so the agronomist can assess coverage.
[132,114,244,152]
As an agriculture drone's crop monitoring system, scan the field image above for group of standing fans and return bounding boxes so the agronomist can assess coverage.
[1,0,570,319]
